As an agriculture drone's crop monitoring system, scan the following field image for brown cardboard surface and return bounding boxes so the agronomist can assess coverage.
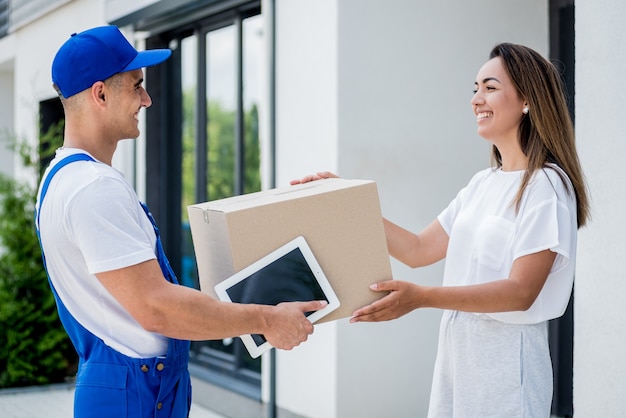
[187,178,392,323]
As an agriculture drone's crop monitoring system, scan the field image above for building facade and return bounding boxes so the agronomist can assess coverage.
[0,0,623,417]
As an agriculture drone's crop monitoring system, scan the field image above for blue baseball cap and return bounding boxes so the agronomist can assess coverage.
[52,26,172,98]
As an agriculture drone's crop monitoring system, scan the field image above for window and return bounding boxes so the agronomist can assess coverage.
[0,0,9,38]
[181,13,264,392]
[144,2,265,398]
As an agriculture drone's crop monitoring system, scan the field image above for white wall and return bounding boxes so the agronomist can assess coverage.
[273,2,339,416]
[274,0,548,416]
[105,0,157,22]
[11,1,147,189]
[574,1,626,416]
[0,33,17,255]
[274,0,339,185]
[12,0,106,185]
[0,67,15,177]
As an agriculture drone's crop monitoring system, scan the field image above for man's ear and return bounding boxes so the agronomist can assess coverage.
[91,81,107,105]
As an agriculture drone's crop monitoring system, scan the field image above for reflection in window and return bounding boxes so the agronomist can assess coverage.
[181,35,198,290]
[178,10,265,394]
[207,25,236,201]
[243,15,263,194]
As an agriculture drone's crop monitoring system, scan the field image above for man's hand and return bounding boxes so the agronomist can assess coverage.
[263,300,328,350]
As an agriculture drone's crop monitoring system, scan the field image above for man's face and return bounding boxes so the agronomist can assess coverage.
[105,69,152,140]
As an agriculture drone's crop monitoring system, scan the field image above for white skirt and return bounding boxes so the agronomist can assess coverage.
[427,310,553,418]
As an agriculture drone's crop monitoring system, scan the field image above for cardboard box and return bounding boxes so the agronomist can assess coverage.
[187,178,392,323]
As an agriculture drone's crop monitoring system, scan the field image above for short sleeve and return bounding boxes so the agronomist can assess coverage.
[512,173,576,265]
[65,175,156,274]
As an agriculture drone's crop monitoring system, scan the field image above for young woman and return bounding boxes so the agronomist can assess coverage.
[293,43,589,417]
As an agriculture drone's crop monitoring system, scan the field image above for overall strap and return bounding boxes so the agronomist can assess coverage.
[36,153,96,270]
[140,202,180,285]
[36,153,95,227]
[35,151,181,287]
[35,153,98,358]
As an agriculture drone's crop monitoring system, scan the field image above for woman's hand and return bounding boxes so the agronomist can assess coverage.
[290,171,339,185]
[350,280,421,323]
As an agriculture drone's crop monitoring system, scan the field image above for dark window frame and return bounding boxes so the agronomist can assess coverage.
[144,1,265,399]
[548,1,575,417]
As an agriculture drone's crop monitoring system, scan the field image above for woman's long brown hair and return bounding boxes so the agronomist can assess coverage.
[489,43,590,228]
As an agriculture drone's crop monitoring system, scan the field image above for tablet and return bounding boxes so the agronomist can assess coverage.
[214,236,340,358]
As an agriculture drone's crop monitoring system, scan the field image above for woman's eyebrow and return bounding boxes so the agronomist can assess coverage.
[475,76,501,85]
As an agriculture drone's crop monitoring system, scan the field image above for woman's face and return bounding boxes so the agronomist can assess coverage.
[471,57,526,146]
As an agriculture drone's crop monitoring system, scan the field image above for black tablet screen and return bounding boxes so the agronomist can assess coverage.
[225,247,328,346]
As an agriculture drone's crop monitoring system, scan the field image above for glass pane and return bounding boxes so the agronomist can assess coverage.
[186,12,264,387]
[181,35,199,289]
[243,14,263,194]
[207,26,236,201]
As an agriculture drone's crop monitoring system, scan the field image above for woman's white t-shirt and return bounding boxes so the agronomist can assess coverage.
[36,148,168,358]
[437,164,577,324]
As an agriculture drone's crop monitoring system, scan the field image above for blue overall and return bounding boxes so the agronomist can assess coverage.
[35,153,192,418]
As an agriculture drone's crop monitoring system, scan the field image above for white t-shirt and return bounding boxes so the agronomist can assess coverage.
[36,148,168,358]
[437,164,577,324]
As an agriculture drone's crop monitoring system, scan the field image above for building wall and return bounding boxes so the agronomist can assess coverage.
[105,0,158,22]
[9,0,148,192]
[272,1,339,415]
[273,1,548,416]
[11,0,106,184]
[0,66,14,177]
[0,33,15,178]
[574,1,626,416]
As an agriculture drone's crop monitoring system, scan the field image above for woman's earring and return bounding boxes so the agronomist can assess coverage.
[523,106,529,114]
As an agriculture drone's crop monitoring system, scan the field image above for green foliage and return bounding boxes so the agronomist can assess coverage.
[244,104,261,195]
[181,89,262,221]
[207,100,237,201]
[0,126,76,388]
